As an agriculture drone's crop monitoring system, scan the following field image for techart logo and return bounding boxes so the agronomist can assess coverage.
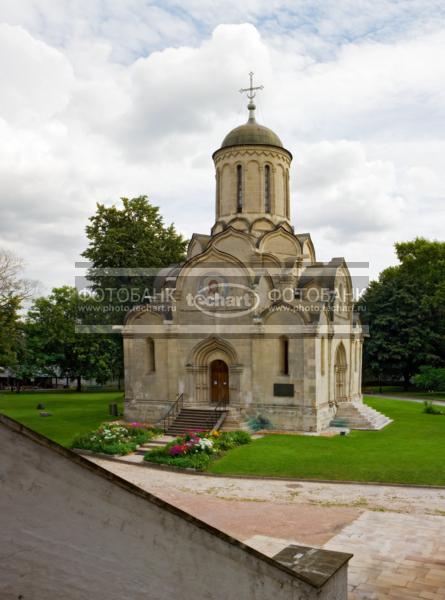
[187,279,260,319]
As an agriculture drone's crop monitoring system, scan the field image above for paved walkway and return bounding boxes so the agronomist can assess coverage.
[89,458,445,599]
[366,393,445,407]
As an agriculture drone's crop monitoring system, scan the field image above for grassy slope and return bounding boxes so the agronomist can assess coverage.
[0,391,123,447]
[209,397,445,485]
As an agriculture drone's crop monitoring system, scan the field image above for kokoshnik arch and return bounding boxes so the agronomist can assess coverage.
[122,74,389,432]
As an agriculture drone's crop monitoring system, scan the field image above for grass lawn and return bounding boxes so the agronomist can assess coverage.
[0,390,123,447]
[209,397,445,486]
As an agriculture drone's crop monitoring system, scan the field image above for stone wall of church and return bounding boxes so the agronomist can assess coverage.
[214,145,291,222]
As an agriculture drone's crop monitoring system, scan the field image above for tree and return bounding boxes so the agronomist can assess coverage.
[0,249,35,371]
[82,196,187,316]
[359,238,445,388]
[81,196,188,383]
[26,287,115,391]
[0,295,21,369]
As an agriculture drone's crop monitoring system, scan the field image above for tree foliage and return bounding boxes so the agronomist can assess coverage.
[0,249,35,370]
[80,195,188,382]
[26,286,116,390]
[413,366,445,392]
[359,238,445,387]
[82,195,187,315]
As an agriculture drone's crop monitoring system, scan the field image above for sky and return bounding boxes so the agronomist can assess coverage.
[1,0,444,294]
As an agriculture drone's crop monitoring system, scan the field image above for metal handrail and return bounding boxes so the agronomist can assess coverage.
[214,397,229,413]
[163,393,184,432]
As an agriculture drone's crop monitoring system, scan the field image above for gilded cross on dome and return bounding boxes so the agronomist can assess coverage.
[239,72,263,121]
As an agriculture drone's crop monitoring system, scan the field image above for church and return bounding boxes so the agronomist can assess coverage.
[123,75,389,433]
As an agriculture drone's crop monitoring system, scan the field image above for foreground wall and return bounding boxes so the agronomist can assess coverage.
[0,415,351,600]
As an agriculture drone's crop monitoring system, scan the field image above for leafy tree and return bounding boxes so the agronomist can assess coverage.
[81,196,187,382]
[359,238,445,388]
[0,249,35,372]
[26,287,115,391]
[82,195,187,316]
[0,295,21,369]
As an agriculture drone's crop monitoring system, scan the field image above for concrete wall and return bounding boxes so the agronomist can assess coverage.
[0,415,350,600]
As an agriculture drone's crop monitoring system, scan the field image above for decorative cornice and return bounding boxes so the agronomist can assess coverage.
[213,146,292,167]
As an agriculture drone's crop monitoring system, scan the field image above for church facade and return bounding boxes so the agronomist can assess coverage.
[123,84,372,433]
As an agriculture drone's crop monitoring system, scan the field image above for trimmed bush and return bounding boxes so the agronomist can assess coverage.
[72,422,157,455]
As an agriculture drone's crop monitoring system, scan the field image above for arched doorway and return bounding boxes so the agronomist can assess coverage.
[210,359,229,405]
[335,343,347,402]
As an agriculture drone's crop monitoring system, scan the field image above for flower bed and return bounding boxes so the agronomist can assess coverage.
[143,430,252,470]
[71,422,160,455]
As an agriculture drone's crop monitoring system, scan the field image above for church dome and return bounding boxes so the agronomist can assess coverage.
[221,121,283,149]
[220,94,283,149]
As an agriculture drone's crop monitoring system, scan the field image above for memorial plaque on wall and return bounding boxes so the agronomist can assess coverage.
[273,383,295,397]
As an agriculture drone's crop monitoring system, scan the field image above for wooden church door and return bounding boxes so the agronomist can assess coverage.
[210,360,229,404]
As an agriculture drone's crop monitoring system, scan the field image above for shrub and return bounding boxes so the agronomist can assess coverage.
[248,414,273,432]
[230,430,252,445]
[143,448,211,470]
[413,366,445,392]
[423,400,443,415]
[72,422,156,455]
[144,429,252,470]
[214,430,252,450]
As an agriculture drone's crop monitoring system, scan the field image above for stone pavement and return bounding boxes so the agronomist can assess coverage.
[90,458,445,599]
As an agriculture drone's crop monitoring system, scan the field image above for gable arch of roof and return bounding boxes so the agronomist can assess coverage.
[175,244,253,291]
[249,216,276,233]
[260,302,310,325]
[124,306,164,327]
[187,233,210,256]
[209,225,257,248]
[257,226,303,255]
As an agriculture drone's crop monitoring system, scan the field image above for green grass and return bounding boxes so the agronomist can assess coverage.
[0,390,124,447]
[209,397,445,486]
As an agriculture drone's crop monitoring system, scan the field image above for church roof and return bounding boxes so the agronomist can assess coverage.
[297,258,345,292]
[221,121,283,149]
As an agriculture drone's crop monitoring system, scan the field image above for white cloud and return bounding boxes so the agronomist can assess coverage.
[296,141,404,237]
[0,10,444,292]
[0,24,74,124]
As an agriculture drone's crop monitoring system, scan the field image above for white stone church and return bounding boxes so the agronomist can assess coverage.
[123,77,390,433]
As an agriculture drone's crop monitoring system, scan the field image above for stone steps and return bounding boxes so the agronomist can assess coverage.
[165,408,227,436]
[134,435,174,456]
[331,402,392,431]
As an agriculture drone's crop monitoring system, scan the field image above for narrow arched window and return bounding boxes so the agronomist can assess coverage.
[215,170,220,217]
[285,170,290,218]
[280,337,289,375]
[264,165,271,212]
[146,338,155,373]
[236,164,243,212]
[321,337,325,376]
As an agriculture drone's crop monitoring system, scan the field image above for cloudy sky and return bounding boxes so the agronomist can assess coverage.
[1,0,444,293]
